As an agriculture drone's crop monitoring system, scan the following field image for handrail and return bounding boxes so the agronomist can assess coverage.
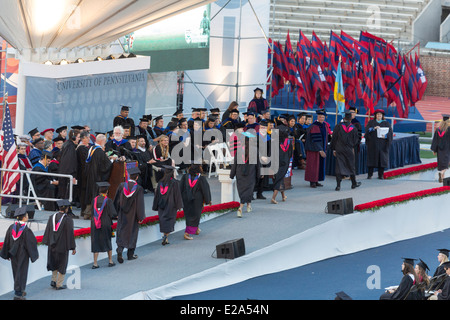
[0,167,74,212]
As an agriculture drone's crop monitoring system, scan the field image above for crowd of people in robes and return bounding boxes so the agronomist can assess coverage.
[379,251,450,300]
[2,86,450,300]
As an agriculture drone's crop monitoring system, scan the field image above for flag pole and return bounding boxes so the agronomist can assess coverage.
[0,92,7,213]
[335,56,342,126]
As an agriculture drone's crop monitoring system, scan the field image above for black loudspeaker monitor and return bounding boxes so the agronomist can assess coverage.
[443,177,450,186]
[327,198,354,215]
[216,238,245,259]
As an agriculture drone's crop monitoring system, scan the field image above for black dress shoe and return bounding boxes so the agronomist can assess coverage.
[50,281,56,288]
[117,253,124,264]
[128,255,138,260]
[56,285,67,290]
[316,182,324,187]
[256,194,266,200]
[310,182,317,188]
[352,182,362,189]
[335,186,340,191]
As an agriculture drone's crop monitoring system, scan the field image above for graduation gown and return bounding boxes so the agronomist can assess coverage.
[113,180,146,249]
[180,174,211,230]
[31,163,57,211]
[247,98,269,115]
[76,144,89,211]
[152,179,183,234]
[85,146,113,206]
[430,127,450,171]
[330,121,359,176]
[42,212,76,274]
[273,138,293,191]
[91,195,117,253]
[58,140,78,199]
[230,154,259,204]
[379,274,414,300]
[151,145,173,182]
[365,119,393,169]
[113,115,135,130]
[437,276,450,300]
[0,222,39,295]
[304,121,328,182]
[28,148,42,167]
[105,139,132,158]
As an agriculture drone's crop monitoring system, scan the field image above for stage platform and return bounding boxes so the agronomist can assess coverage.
[0,155,443,300]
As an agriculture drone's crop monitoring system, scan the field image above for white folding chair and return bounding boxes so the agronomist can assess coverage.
[206,142,234,178]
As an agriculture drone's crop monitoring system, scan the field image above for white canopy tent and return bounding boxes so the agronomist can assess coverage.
[0,0,214,51]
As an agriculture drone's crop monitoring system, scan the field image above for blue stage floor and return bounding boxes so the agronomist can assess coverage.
[172,228,450,300]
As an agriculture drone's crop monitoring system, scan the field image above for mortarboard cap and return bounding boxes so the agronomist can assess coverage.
[32,137,44,145]
[145,114,152,121]
[173,109,183,116]
[335,291,352,300]
[230,109,240,114]
[127,166,141,176]
[254,87,263,93]
[438,249,450,257]
[57,199,71,208]
[55,126,67,133]
[52,136,65,143]
[162,165,176,171]
[40,128,54,135]
[121,105,131,111]
[198,108,207,112]
[210,108,220,113]
[154,115,163,122]
[418,259,429,272]
[41,150,52,159]
[259,120,269,127]
[96,181,110,188]
[28,128,40,137]
[442,114,450,121]
[14,206,28,218]
[246,112,256,117]
[442,261,450,269]
[374,109,385,115]
[316,109,327,116]
[139,117,149,122]
[402,258,416,266]
[71,125,84,130]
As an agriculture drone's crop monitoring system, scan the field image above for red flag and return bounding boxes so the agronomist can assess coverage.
[414,52,428,99]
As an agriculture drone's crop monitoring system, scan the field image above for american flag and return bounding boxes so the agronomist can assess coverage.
[1,102,20,195]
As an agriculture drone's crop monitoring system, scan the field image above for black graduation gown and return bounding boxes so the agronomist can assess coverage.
[272,138,293,191]
[105,139,133,158]
[430,127,450,171]
[230,156,259,204]
[113,181,146,249]
[58,140,78,199]
[365,119,393,169]
[330,121,359,176]
[85,147,113,207]
[180,174,211,229]
[151,145,173,182]
[152,179,183,234]
[76,144,89,211]
[42,212,76,274]
[0,223,39,294]
[430,264,447,290]
[31,163,57,211]
[379,274,414,300]
[438,276,450,300]
[113,115,135,130]
[91,196,117,253]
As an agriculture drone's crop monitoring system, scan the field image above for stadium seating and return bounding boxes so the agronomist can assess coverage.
[269,0,430,43]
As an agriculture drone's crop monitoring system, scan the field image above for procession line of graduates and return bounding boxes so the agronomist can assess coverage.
[0,163,212,300]
[379,251,450,300]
